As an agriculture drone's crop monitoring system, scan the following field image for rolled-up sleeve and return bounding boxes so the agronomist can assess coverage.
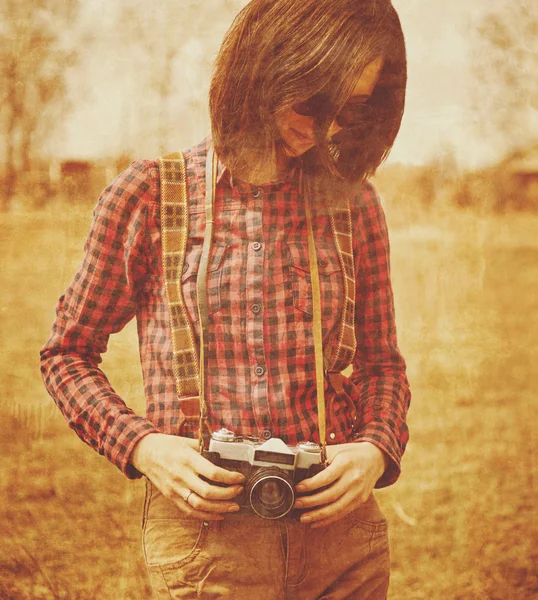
[350,180,411,488]
[40,161,161,479]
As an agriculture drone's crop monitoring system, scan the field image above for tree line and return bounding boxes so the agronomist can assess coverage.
[1,0,536,211]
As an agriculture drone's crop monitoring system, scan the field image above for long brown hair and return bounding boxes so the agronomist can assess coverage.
[210,0,406,207]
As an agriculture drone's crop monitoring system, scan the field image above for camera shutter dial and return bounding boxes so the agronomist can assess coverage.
[212,428,236,442]
[297,441,321,453]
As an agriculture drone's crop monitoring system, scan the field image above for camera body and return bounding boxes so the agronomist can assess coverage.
[202,429,325,520]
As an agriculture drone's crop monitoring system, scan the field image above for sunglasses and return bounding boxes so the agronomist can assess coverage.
[292,93,372,128]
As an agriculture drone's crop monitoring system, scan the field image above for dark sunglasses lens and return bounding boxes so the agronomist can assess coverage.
[292,94,330,117]
[292,101,315,117]
[336,103,369,128]
[293,96,370,127]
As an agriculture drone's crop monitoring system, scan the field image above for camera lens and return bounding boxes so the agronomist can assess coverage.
[247,467,294,520]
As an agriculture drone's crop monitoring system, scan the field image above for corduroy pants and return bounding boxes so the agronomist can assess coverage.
[142,480,390,599]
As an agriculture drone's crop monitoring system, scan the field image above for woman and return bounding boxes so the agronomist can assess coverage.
[40,0,411,598]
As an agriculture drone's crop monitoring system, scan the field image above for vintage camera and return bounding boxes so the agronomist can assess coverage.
[202,429,325,520]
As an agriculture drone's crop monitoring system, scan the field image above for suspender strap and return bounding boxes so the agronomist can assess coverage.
[304,181,328,464]
[325,203,358,438]
[307,225,328,461]
[158,152,200,402]
[327,206,356,371]
[196,146,217,451]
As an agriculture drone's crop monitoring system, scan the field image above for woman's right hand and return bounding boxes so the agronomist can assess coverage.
[131,433,245,521]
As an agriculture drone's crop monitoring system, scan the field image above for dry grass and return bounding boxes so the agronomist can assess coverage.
[0,203,536,599]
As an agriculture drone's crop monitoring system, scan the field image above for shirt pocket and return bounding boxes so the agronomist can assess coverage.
[182,241,228,323]
[286,240,343,319]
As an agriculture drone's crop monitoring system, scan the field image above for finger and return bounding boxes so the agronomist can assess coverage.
[299,491,355,525]
[180,437,201,451]
[178,503,225,521]
[177,482,242,512]
[310,510,353,529]
[191,452,246,486]
[169,489,236,519]
[295,459,348,493]
[184,472,244,501]
[294,478,348,509]
[181,489,242,514]
[308,495,369,528]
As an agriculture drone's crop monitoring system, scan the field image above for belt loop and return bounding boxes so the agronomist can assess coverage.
[208,519,221,531]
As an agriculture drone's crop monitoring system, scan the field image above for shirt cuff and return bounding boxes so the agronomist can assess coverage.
[351,429,401,488]
[104,415,161,480]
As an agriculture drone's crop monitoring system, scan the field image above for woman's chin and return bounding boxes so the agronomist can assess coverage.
[283,142,314,158]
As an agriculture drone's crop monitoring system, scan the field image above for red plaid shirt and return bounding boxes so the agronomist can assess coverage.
[40,136,410,487]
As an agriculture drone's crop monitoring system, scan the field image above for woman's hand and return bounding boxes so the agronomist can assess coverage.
[131,433,245,521]
[293,442,387,528]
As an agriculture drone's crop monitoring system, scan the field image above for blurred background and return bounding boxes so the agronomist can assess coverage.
[0,0,536,598]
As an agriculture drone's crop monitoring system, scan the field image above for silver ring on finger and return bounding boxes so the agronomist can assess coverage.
[184,490,194,505]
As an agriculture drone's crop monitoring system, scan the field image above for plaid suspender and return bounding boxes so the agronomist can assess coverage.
[158,152,201,406]
[327,205,357,372]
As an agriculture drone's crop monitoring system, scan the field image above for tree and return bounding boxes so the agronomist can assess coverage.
[472,1,538,151]
[0,0,82,210]
[117,0,245,154]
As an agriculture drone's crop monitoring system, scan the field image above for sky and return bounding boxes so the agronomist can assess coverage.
[57,0,517,168]
[390,0,515,167]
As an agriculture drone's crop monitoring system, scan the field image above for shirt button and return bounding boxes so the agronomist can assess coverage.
[252,188,261,198]
[261,429,272,440]
[251,303,261,314]
[252,241,262,251]
[254,365,265,377]
[317,258,328,268]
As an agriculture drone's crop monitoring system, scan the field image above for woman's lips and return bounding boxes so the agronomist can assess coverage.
[291,128,314,144]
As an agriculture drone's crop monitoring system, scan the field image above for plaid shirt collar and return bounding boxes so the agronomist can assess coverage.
[209,136,301,190]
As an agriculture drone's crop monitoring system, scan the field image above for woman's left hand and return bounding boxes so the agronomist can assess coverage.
[293,442,387,528]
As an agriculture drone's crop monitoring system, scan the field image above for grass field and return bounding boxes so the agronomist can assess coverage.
[0,202,536,599]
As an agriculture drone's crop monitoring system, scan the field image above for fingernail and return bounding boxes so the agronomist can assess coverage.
[300,514,312,523]
[294,500,303,508]
[228,505,240,512]
[295,484,306,492]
